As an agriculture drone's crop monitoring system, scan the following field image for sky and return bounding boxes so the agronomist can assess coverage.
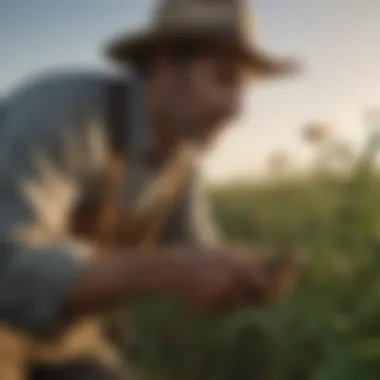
[1,0,380,183]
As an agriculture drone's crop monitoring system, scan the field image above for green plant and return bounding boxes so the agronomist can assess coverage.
[127,129,380,380]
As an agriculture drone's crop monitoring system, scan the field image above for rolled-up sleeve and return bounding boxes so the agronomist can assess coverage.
[0,242,85,336]
[0,71,109,336]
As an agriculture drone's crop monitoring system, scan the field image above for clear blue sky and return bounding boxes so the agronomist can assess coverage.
[1,0,380,183]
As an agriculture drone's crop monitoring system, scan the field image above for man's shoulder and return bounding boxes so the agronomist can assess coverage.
[1,68,132,147]
[5,68,130,110]
[0,68,132,170]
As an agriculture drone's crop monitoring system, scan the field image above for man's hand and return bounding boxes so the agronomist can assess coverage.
[160,247,298,314]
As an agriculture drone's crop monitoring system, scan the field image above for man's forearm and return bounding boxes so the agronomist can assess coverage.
[61,250,176,320]
[0,240,179,336]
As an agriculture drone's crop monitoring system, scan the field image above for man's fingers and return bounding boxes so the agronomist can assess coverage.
[239,250,299,305]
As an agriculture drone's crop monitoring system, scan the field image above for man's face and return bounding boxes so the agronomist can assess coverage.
[151,51,247,147]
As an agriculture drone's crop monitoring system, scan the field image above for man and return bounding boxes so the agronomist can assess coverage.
[0,0,299,378]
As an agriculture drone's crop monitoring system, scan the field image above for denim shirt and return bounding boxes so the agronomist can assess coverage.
[0,68,220,336]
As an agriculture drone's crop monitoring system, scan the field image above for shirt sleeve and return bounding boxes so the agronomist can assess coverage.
[0,72,109,336]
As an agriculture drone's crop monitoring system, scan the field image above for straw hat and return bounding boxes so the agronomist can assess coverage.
[105,0,299,77]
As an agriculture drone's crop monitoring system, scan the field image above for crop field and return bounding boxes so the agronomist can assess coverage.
[128,130,380,380]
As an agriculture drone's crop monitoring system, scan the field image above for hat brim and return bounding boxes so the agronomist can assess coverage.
[105,28,300,78]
